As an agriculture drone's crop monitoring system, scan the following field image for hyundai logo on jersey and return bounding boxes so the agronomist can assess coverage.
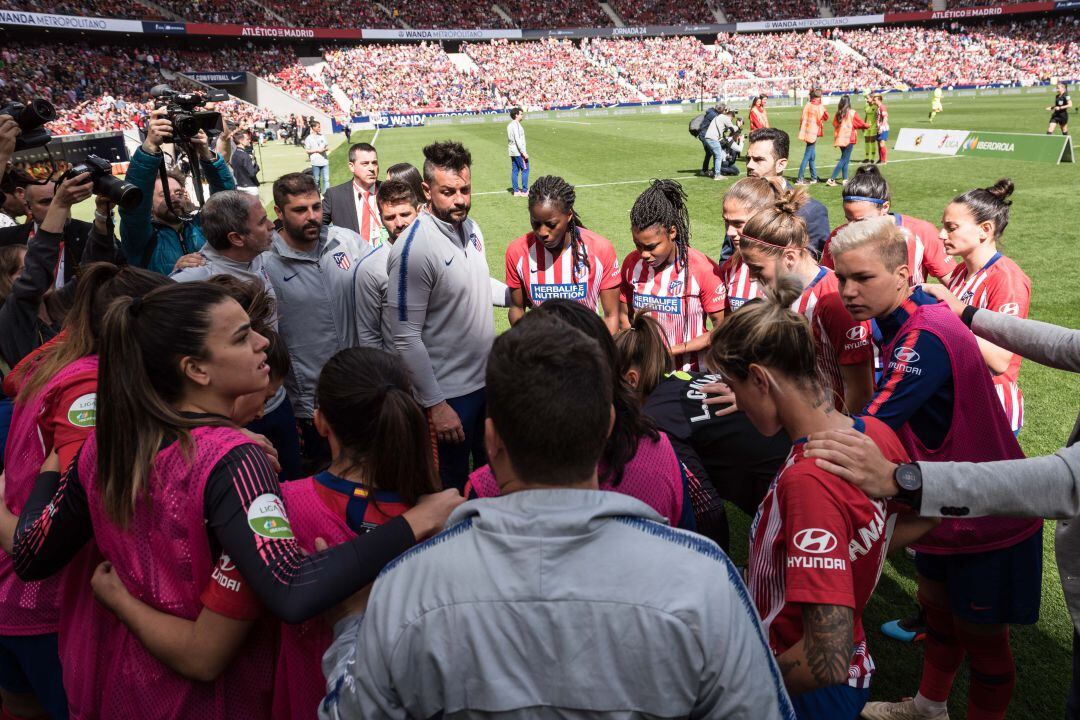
[894,346,921,363]
[793,528,838,554]
[846,325,868,341]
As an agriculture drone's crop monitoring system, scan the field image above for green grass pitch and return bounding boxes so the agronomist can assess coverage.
[185,89,1076,718]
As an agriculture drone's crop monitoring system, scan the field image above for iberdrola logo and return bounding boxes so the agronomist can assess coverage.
[964,135,979,151]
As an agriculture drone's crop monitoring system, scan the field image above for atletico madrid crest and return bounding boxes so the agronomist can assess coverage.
[333,252,351,271]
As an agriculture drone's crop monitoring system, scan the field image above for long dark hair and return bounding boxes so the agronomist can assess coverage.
[837,95,852,121]
[631,179,692,300]
[97,281,236,526]
[534,299,660,486]
[614,311,675,399]
[952,178,1015,241]
[14,262,169,403]
[529,175,589,282]
[317,348,437,505]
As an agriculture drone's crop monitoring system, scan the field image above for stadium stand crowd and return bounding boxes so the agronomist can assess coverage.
[462,38,640,108]
[322,42,498,114]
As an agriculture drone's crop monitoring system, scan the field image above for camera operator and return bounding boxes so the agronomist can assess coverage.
[0,169,118,287]
[701,106,741,180]
[118,106,236,276]
[719,114,744,177]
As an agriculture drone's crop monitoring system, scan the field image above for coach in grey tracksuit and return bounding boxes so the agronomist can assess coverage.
[385,202,493,490]
[266,224,369,420]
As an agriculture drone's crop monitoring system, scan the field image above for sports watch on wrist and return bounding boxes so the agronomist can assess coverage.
[892,463,923,510]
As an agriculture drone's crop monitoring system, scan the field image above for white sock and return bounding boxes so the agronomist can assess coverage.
[913,693,947,717]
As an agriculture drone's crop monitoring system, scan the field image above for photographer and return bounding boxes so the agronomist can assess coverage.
[0,172,121,372]
[701,106,741,180]
[0,168,31,229]
[0,171,119,287]
[118,106,236,276]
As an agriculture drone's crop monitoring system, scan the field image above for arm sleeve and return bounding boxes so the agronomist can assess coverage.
[597,241,622,291]
[203,154,236,194]
[353,268,384,350]
[322,188,335,227]
[200,556,262,621]
[321,611,407,719]
[385,245,444,408]
[983,271,1031,320]
[920,444,1080,520]
[696,258,726,315]
[81,223,123,266]
[693,557,796,720]
[863,330,951,431]
[779,472,855,609]
[619,257,635,305]
[13,465,93,581]
[504,243,524,290]
[917,228,955,282]
[9,229,61,310]
[489,277,511,308]
[971,311,1080,374]
[819,295,872,366]
[46,377,98,470]
[204,444,416,624]
[117,147,161,266]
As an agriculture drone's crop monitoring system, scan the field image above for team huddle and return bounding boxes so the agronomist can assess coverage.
[0,112,1040,720]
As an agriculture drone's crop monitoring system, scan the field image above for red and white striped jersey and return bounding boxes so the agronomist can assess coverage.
[823,213,955,286]
[748,416,909,690]
[505,228,621,311]
[791,267,873,412]
[948,252,1031,432]
[620,247,725,371]
[719,254,764,313]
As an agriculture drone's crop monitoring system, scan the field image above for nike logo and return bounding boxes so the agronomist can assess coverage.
[444,257,454,267]
[283,273,299,282]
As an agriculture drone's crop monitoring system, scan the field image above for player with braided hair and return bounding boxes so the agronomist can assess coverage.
[505,175,621,333]
[619,179,725,371]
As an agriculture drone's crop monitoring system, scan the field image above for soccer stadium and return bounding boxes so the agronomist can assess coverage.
[0,0,1076,717]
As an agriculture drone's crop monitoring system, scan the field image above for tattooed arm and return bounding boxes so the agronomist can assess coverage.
[774,604,854,696]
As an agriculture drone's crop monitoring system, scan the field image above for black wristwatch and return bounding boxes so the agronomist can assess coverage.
[892,463,923,511]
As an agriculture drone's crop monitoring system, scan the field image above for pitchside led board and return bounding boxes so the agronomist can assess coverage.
[894,128,1074,164]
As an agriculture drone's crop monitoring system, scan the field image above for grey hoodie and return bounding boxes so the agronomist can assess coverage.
[265,225,369,418]
[321,489,796,720]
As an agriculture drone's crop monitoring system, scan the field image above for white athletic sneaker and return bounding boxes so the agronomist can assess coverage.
[861,699,949,720]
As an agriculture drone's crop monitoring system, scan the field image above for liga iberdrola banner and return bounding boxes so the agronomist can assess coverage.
[957,132,1074,164]
[892,128,970,156]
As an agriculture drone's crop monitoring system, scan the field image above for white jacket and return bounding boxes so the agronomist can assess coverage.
[507,119,527,157]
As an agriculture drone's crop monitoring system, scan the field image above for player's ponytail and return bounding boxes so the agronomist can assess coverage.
[705,275,829,406]
[842,164,891,205]
[738,187,810,258]
[316,348,438,507]
[614,311,675,400]
[952,178,1014,240]
[529,175,590,281]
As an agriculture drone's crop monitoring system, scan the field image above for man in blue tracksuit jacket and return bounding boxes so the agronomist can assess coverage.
[119,107,236,275]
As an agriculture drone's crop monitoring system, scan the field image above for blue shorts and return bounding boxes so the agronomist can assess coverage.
[0,632,68,718]
[877,130,890,142]
[792,683,869,720]
[915,527,1043,625]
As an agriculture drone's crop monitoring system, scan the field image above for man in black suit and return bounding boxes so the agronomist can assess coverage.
[230,130,260,194]
[0,176,118,285]
[322,142,383,246]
